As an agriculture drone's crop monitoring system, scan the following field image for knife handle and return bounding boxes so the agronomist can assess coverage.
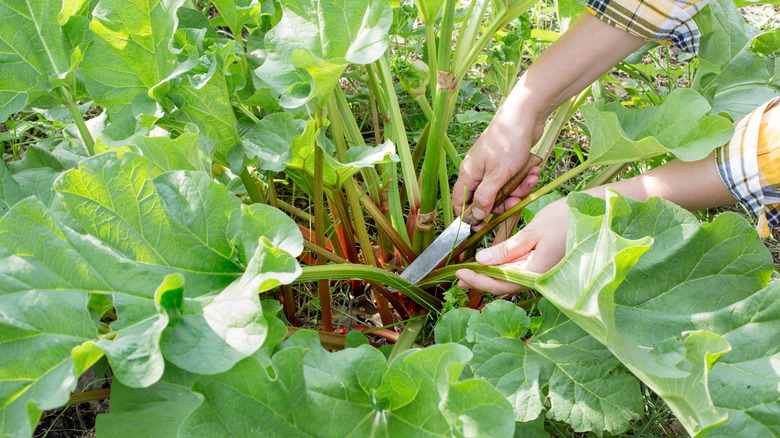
[462,152,543,225]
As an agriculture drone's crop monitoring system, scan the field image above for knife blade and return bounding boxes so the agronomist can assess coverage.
[397,153,543,286]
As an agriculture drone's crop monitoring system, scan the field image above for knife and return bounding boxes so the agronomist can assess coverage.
[397,153,543,286]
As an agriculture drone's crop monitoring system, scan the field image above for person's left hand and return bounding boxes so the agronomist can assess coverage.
[455,199,568,295]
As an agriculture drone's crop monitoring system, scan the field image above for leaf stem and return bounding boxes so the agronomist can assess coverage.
[239,167,264,204]
[297,264,442,310]
[62,94,95,156]
[376,55,421,212]
[419,262,540,289]
[67,388,111,407]
[328,93,394,325]
[386,315,426,363]
[313,107,333,332]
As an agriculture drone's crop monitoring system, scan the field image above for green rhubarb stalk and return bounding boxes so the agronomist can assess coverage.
[451,0,484,72]
[439,156,454,226]
[313,108,333,332]
[329,94,394,325]
[304,240,348,264]
[239,168,264,204]
[329,93,393,262]
[535,88,591,159]
[333,88,383,204]
[365,64,408,244]
[374,57,417,246]
[61,90,95,156]
[267,180,299,325]
[436,0,457,72]
[386,316,426,363]
[454,0,537,79]
[585,163,627,189]
[420,262,539,289]
[412,97,462,167]
[376,55,420,212]
[298,264,442,310]
[414,87,459,251]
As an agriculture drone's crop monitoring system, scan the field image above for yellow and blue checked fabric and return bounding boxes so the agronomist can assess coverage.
[586,0,709,53]
[717,98,780,237]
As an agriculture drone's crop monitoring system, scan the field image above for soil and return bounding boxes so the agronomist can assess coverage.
[33,370,111,438]
[34,401,109,438]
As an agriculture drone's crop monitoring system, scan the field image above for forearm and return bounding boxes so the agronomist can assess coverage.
[498,13,646,135]
[582,152,737,211]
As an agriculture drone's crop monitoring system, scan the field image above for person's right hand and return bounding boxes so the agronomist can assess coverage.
[455,198,569,295]
[452,110,543,224]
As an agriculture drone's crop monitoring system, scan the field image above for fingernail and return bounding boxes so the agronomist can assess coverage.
[476,249,494,264]
[472,207,485,220]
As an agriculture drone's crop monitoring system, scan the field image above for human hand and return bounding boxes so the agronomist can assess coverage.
[455,199,568,295]
[452,109,544,224]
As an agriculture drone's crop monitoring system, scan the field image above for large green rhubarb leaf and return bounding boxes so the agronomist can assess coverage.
[130,130,215,174]
[286,119,398,191]
[0,164,25,217]
[489,191,778,436]
[435,300,643,435]
[0,144,74,217]
[210,0,271,41]
[226,112,305,174]
[0,152,303,436]
[693,0,780,120]
[162,37,245,158]
[0,0,83,121]
[580,88,734,166]
[256,0,392,107]
[83,0,184,137]
[0,199,103,438]
[105,330,515,437]
[95,363,201,437]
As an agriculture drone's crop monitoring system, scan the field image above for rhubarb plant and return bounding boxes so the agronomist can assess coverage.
[0,0,778,436]
[436,191,779,437]
[0,151,301,437]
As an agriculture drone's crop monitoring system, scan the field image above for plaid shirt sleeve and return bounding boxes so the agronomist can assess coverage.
[717,98,780,238]
[586,0,709,53]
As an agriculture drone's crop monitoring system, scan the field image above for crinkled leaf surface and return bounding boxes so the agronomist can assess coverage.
[226,112,305,174]
[0,199,101,438]
[130,131,215,174]
[0,143,78,216]
[0,0,77,121]
[510,191,779,437]
[106,330,514,437]
[0,164,26,217]
[693,0,780,119]
[604,195,778,437]
[162,38,245,158]
[0,151,303,437]
[581,88,734,166]
[83,0,184,136]
[95,363,201,437]
[286,119,398,190]
[210,0,271,39]
[435,300,643,434]
[256,0,392,107]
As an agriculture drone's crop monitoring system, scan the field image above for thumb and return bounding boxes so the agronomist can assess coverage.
[469,173,509,221]
[475,231,537,265]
